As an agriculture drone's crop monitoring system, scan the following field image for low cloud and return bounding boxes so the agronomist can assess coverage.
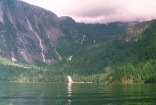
[23,0,156,23]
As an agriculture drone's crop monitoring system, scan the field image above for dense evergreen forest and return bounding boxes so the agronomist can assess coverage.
[0,20,156,83]
[63,20,156,83]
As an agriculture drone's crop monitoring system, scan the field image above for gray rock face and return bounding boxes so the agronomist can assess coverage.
[0,0,64,63]
[0,0,136,64]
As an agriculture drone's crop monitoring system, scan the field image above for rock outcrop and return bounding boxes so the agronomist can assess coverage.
[0,0,135,64]
[0,0,64,63]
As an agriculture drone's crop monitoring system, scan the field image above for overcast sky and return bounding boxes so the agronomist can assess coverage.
[22,0,156,24]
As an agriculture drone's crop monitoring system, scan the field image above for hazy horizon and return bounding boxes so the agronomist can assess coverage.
[22,0,156,24]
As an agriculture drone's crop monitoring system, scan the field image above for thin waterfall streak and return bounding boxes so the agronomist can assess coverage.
[81,34,85,44]
[26,18,45,62]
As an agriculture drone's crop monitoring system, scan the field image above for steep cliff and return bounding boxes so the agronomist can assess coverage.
[0,0,64,63]
[0,0,135,64]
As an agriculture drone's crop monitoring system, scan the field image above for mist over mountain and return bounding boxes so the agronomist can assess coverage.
[0,0,134,64]
[65,20,156,83]
[0,0,156,83]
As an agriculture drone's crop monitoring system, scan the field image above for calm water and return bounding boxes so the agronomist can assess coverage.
[0,83,156,105]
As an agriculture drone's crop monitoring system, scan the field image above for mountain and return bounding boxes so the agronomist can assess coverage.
[0,0,64,64]
[1,19,156,83]
[64,20,156,83]
[58,16,135,58]
[1,0,148,82]
[0,0,133,64]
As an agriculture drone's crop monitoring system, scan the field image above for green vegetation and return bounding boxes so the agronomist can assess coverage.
[63,20,156,83]
[58,17,129,58]
[56,38,83,58]
[0,56,69,82]
[1,20,156,83]
[59,17,129,44]
[0,41,8,51]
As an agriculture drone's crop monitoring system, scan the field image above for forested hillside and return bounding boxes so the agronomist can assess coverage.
[0,19,156,83]
[0,56,70,82]
[63,20,156,83]
[1,19,156,83]
[0,0,135,82]
[57,16,133,58]
[0,0,134,64]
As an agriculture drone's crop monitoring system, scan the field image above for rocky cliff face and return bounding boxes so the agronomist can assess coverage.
[120,22,150,43]
[0,0,64,63]
[0,0,136,64]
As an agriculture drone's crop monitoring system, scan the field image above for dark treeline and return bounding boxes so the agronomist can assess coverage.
[63,20,156,83]
[1,20,156,83]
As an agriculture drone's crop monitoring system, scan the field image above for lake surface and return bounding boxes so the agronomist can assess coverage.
[0,83,156,105]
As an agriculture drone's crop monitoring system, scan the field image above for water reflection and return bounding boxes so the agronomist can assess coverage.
[68,83,72,96]
[68,83,72,105]
[1,83,156,105]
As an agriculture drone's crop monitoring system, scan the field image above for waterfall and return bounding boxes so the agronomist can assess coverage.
[67,56,73,61]
[34,32,46,62]
[54,48,62,60]
[81,34,85,44]
[94,40,96,44]
[26,18,46,62]
[67,76,73,83]
[11,57,17,62]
